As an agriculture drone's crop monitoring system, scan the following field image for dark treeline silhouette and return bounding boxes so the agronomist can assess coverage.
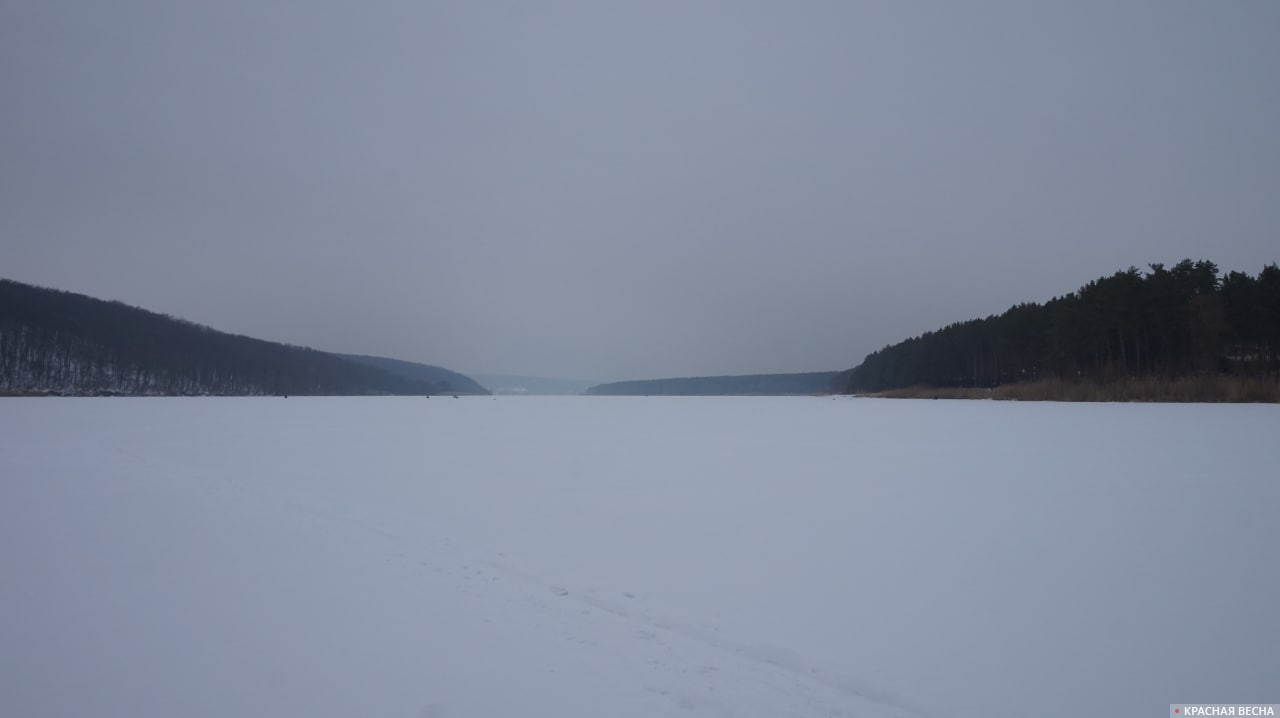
[0,278,481,396]
[839,260,1280,394]
[338,353,488,395]
[588,372,839,396]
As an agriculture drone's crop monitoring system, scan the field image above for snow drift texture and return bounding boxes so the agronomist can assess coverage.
[2,396,1277,718]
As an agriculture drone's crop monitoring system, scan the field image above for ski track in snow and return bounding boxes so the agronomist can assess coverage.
[287,494,926,718]
[84,439,915,718]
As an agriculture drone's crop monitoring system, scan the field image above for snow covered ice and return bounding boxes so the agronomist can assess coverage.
[2,396,1278,718]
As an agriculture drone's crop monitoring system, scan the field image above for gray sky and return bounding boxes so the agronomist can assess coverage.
[3,1,1278,381]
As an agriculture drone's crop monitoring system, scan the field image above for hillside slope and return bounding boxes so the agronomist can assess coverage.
[339,354,488,394]
[0,278,462,396]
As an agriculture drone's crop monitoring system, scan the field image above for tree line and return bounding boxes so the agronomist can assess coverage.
[0,278,472,396]
[839,260,1280,393]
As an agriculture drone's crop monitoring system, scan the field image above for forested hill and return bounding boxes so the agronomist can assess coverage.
[0,278,483,396]
[338,354,488,394]
[587,372,839,396]
[839,260,1280,394]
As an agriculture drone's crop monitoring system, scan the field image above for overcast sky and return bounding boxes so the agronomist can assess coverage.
[3,1,1278,381]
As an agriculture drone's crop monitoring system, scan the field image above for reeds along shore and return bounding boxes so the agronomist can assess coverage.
[862,376,1280,403]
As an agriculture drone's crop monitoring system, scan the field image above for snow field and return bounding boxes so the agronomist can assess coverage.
[2,396,1277,717]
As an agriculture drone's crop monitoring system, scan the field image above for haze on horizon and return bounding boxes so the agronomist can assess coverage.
[3,1,1277,382]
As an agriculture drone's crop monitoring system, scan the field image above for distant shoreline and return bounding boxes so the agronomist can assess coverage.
[859,376,1280,403]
